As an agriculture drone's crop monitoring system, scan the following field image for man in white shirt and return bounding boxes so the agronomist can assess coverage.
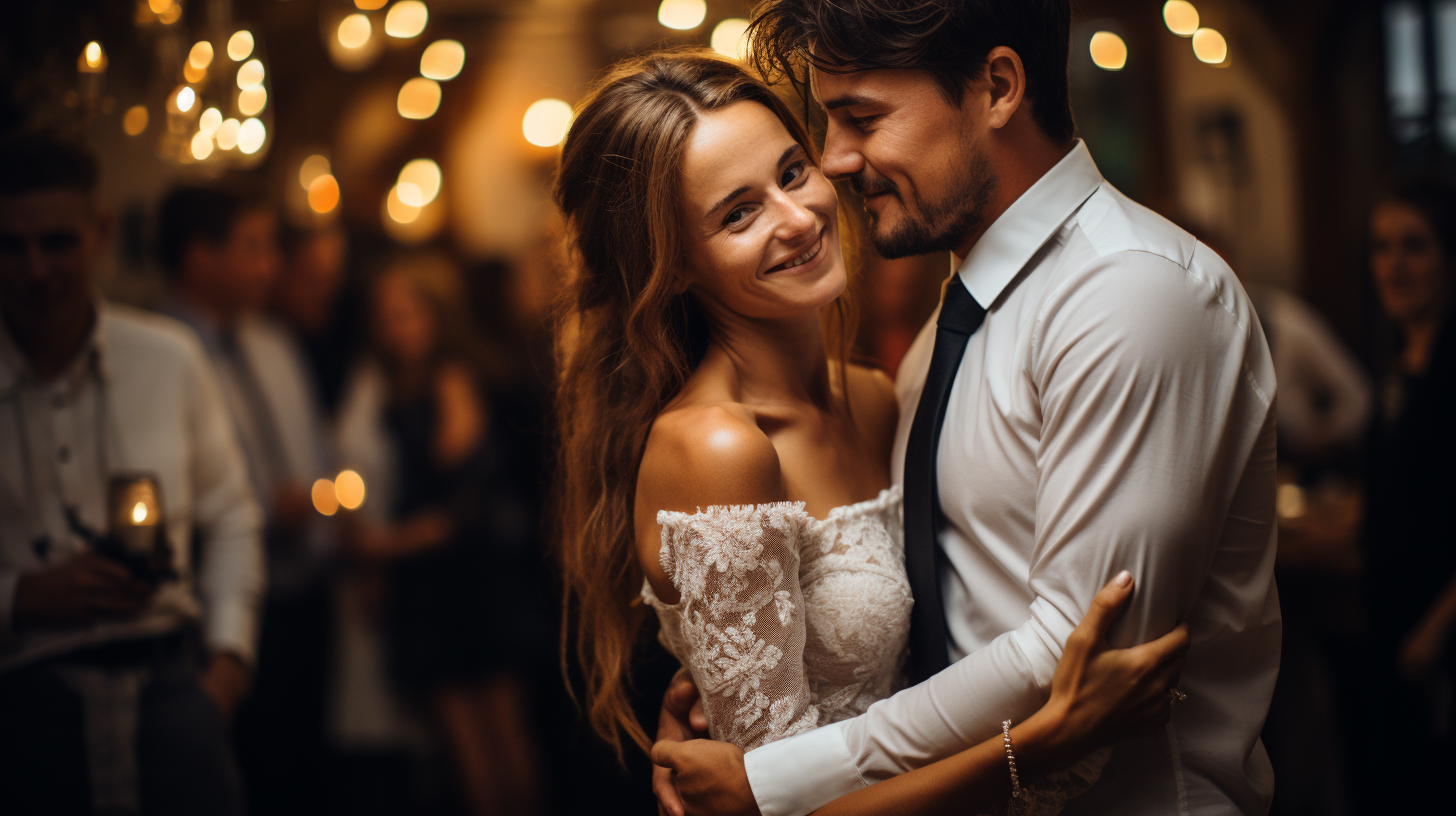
[0,133,263,814]
[652,2,1280,815]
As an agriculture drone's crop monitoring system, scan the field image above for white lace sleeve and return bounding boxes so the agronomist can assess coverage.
[642,502,820,751]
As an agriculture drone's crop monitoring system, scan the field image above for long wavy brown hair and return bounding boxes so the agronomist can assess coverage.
[553,49,857,758]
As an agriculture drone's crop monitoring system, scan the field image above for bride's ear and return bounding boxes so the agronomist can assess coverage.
[670,270,692,295]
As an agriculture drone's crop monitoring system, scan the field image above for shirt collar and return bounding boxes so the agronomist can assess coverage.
[955,139,1104,308]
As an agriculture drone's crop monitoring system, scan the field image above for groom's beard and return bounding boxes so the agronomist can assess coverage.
[851,146,997,260]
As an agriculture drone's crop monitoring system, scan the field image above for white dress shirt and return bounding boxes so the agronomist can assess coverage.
[0,302,265,672]
[744,142,1281,816]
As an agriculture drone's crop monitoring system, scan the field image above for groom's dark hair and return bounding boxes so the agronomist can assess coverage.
[747,0,1075,143]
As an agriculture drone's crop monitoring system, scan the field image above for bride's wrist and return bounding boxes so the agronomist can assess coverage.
[1009,701,1075,777]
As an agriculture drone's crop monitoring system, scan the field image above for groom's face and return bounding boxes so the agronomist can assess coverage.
[815,68,997,260]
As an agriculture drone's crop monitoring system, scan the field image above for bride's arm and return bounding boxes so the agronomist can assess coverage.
[654,574,1188,816]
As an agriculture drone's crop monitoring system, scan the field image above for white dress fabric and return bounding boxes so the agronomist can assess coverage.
[643,485,1107,814]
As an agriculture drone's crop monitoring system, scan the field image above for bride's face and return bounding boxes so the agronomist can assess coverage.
[676,100,845,322]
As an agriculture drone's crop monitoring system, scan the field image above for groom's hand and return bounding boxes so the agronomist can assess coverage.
[652,739,760,816]
[654,668,709,816]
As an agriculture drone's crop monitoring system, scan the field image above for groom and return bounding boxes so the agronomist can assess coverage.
[651,1,1280,815]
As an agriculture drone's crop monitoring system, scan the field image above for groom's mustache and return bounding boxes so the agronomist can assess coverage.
[849,170,900,201]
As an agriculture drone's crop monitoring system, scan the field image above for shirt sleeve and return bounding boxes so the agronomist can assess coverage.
[184,339,266,665]
[745,246,1276,815]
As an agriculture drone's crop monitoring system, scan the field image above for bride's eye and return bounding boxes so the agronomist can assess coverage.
[780,161,806,188]
[724,205,752,227]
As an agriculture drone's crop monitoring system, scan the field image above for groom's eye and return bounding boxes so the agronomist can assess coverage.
[845,113,880,130]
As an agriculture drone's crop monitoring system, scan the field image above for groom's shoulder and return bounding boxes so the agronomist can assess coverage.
[1072,184,1199,272]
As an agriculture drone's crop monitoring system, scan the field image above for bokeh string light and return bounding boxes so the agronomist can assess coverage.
[420,39,465,80]
[522,98,573,147]
[711,18,750,60]
[398,159,442,205]
[227,30,255,61]
[1089,31,1128,71]
[338,14,372,49]
[398,77,442,119]
[122,105,149,136]
[1163,1,1200,37]
[386,1,429,39]
[658,0,706,31]
[1192,27,1228,64]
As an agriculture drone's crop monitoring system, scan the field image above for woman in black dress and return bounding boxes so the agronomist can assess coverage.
[353,257,545,815]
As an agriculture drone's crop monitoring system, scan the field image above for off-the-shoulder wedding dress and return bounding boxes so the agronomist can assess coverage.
[642,485,1109,816]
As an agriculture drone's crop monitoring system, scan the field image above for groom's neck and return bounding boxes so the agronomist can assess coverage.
[952,125,1075,259]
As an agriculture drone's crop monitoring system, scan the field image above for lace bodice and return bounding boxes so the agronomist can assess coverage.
[642,485,1107,813]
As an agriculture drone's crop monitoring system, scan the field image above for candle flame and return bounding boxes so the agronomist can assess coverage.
[132,502,148,524]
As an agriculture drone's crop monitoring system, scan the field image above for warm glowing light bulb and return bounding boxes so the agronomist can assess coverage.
[396,182,424,207]
[189,41,215,69]
[397,159,442,205]
[1192,27,1228,64]
[420,39,465,80]
[299,154,332,189]
[191,131,214,160]
[397,77,442,119]
[385,1,429,39]
[1276,483,1306,519]
[183,62,207,83]
[85,42,103,68]
[522,98,573,147]
[338,14,372,49]
[334,470,367,510]
[228,30,255,61]
[238,117,266,154]
[387,186,422,223]
[356,0,388,8]
[711,18,751,59]
[1089,31,1128,71]
[123,105,149,136]
[199,107,222,135]
[175,86,196,112]
[659,0,706,30]
[308,175,341,214]
[238,86,267,116]
[216,119,240,150]
[312,478,339,515]
[131,502,148,524]
[237,59,265,89]
[1163,1,1200,37]
[149,0,173,12]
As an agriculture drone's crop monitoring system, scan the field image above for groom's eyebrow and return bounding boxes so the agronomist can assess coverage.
[703,144,803,220]
[822,94,871,111]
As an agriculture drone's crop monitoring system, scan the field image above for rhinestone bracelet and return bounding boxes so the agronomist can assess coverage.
[1002,719,1024,799]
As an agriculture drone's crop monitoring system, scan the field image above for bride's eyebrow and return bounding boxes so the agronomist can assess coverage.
[702,144,804,221]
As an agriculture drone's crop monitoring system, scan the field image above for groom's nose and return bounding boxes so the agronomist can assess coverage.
[820,119,864,181]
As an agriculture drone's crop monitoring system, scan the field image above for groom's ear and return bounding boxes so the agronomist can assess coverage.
[983,46,1027,131]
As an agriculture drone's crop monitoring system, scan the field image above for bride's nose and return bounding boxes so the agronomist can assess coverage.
[771,193,817,243]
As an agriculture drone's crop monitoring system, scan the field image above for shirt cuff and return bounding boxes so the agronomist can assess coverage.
[744,720,863,816]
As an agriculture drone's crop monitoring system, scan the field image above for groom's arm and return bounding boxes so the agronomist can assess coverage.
[741,247,1276,816]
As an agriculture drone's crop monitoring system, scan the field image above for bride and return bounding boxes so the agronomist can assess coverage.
[554,50,1187,815]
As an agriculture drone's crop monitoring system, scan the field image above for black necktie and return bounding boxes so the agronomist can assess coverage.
[903,276,986,684]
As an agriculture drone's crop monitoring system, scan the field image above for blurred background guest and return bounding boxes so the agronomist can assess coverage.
[336,254,547,816]
[0,131,262,816]
[156,185,338,815]
[274,224,360,418]
[1349,179,1456,813]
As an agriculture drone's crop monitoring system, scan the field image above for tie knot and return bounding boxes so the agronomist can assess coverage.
[937,277,984,336]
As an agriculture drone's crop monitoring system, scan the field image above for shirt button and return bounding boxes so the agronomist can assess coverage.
[57,447,70,463]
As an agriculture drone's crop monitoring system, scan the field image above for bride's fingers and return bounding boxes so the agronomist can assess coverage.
[1065,571,1135,661]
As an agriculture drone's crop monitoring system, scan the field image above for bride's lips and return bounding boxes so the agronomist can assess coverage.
[765,228,826,275]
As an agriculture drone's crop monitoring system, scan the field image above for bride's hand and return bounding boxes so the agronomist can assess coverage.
[1031,571,1189,766]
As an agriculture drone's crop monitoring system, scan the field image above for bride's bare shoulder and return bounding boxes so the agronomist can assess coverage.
[637,402,787,515]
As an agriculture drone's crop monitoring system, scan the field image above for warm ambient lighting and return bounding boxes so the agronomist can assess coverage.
[1089,31,1128,71]
[131,502,148,524]
[191,131,214,161]
[386,185,422,223]
[174,86,196,113]
[522,98,573,147]
[123,105,149,136]
[238,117,266,154]
[199,107,222,135]
[189,41,215,70]
[711,18,751,60]
[334,470,366,510]
[1276,483,1306,520]
[385,1,429,39]
[1163,1,1200,37]
[308,175,341,214]
[237,59,265,89]
[216,119,241,150]
[396,182,424,207]
[312,478,339,516]
[658,0,706,31]
[338,14,372,49]
[398,159,442,205]
[227,30,255,61]
[238,86,267,116]
[356,0,388,9]
[1192,27,1228,64]
[183,62,207,84]
[420,39,465,80]
[299,154,332,189]
[80,41,106,72]
[397,77,442,119]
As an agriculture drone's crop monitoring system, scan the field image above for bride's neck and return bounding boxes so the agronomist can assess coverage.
[701,307,832,408]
